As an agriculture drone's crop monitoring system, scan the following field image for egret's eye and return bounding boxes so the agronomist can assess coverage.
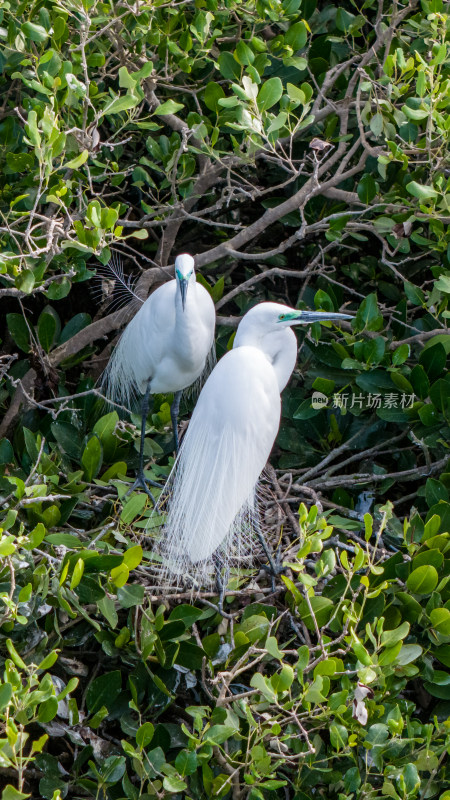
[278,314,286,320]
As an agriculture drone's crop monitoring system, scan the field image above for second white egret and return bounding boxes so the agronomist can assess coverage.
[159,301,353,592]
[104,254,215,500]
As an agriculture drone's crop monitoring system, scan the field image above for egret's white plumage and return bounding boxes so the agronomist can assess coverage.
[103,254,215,496]
[104,254,215,408]
[159,301,353,583]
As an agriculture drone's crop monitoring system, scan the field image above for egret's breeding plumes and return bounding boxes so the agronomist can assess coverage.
[159,301,353,586]
[104,254,215,499]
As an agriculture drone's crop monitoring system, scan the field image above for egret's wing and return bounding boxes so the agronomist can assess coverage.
[183,283,217,400]
[158,346,280,584]
[102,281,176,408]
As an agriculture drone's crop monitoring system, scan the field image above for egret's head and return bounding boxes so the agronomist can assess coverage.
[175,253,195,311]
[239,301,354,335]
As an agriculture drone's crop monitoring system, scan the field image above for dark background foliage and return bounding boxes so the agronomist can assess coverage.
[0,0,450,797]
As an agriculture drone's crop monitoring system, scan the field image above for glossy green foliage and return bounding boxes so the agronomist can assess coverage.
[1,0,450,797]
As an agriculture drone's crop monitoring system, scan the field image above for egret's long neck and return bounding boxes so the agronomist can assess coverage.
[234,325,297,392]
[174,279,201,359]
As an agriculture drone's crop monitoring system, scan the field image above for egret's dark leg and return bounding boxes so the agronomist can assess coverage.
[257,531,284,592]
[127,380,162,503]
[170,390,182,454]
[213,553,227,615]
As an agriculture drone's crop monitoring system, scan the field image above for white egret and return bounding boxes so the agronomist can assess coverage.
[104,253,215,500]
[159,301,353,595]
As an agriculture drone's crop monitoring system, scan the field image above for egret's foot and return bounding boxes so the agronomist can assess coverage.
[258,535,285,592]
[126,470,163,505]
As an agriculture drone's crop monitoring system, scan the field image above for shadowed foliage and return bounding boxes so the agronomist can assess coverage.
[0,0,450,797]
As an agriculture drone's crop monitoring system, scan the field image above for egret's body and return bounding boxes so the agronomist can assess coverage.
[104,254,215,496]
[160,302,353,582]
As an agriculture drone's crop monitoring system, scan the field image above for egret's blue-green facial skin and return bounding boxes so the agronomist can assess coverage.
[277,311,302,323]
[176,268,193,281]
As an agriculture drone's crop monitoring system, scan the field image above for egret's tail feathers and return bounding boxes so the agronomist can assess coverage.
[154,424,261,589]
[102,319,142,411]
[96,252,143,311]
[98,255,147,411]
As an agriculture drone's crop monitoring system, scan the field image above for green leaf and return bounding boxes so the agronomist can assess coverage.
[286,83,305,104]
[136,722,154,749]
[6,639,27,669]
[21,21,49,43]
[336,8,356,32]
[98,595,118,629]
[392,344,410,365]
[110,564,129,587]
[70,558,85,590]
[430,608,450,635]
[120,493,147,524]
[364,723,389,746]
[257,77,283,112]
[81,436,102,481]
[86,671,121,714]
[176,641,206,670]
[118,66,136,89]
[103,94,139,116]
[402,764,420,795]
[406,564,438,595]
[45,533,82,548]
[370,113,383,137]
[37,312,57,352]
[59,313,91,344]
[426,478,448,507]
[355,293,383,331]
[395,643,422,666]
[403,106,429,121]
[419,343,446,380]
[406,181,438,200]
[0,438,14,464]
[0,683,13,711]
[330,723,348,750]
[204,82,225,112]
[38,696,58,723]
[430,379,450,412]
[123,545,143,569]
[357,174,376,203]
[218,51,241,81]
[1,788,31,800]
[380,621,410,647]
[46,277,71,300]
[238,614,270,643]
[235,40,254,66]
[404,281,425,305]
[7,313,30,352]
[285,20,307,50]
[163,777,187,793]
[155,99,185,115]
[298,596,334,631]
[65,149,89,169]
[205,723,237,744]
[175,750,198,777]
[15,269,35,293]
[117,584,145,608]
